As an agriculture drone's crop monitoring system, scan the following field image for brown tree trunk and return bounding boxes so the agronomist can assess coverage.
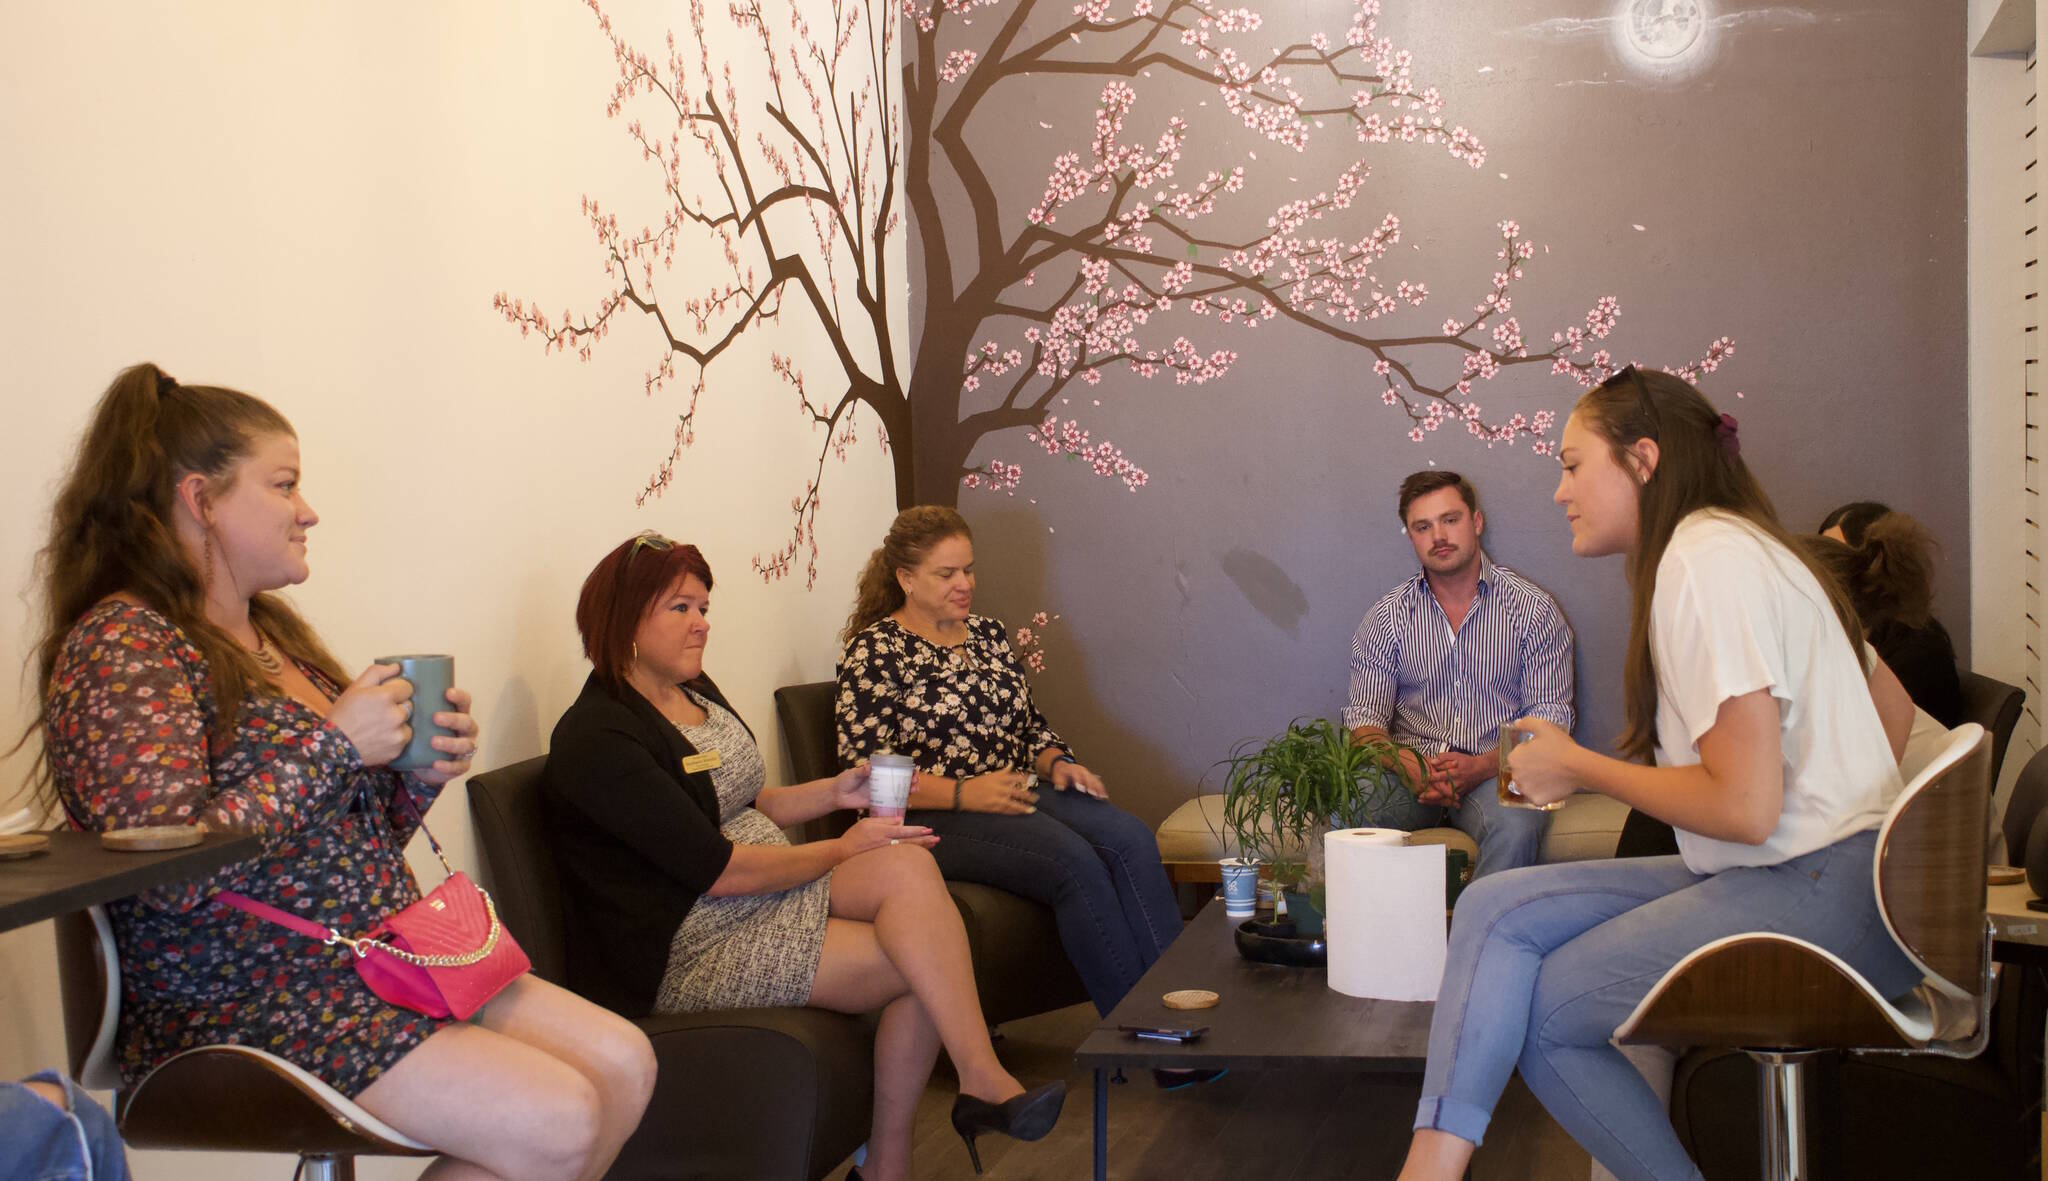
[906,312,975,508]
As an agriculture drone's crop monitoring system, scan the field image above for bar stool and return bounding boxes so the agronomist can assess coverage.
[1615,724,1994,1181]
[54,904,433,1180]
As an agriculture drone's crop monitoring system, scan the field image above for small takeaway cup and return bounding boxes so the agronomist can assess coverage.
[868,753,915,820]
[1220,858,1259,917]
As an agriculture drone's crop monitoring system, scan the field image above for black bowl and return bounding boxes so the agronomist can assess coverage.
[1235,918,1327,967]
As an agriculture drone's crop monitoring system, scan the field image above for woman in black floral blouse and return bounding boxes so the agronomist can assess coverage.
[32,363,654,1180]
[836,507,1180,1017]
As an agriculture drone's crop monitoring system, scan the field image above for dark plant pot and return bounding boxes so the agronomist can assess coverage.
[1234,918,1327,967]
[1280,888,1324,937]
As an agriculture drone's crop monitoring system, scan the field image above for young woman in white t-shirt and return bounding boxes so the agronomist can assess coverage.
[1397,367,1923,1181]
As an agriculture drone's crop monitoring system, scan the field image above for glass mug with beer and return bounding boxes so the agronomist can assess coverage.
[1498,721,1563,811]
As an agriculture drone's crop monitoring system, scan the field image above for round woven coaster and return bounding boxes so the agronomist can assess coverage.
[101,826,205,852]
[0,833,50,861]
[1989,865,2028,886]
[1162,989,1220,1011]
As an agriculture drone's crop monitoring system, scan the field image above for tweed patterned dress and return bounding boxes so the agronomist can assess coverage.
[42,601,450,1098]
[652,692,831,1013]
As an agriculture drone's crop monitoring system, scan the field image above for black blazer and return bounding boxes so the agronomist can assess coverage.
[541,671,756,1017]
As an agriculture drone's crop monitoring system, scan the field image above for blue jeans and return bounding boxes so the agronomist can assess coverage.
[1354,774,1548,878]
[914,785,1182,1015]
[1416,829,1919,1181]
[0,1070,131,1181]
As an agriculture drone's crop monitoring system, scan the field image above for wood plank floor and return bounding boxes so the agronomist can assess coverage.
[842,1002,1590,1181]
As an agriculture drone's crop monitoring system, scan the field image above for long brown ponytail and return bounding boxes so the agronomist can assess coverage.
[1576,368,1866,763]
[27,364,348,757]
[841,506,973,644]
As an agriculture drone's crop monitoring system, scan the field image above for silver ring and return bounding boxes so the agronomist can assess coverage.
[889,838,899,846]
[400,701,413,720]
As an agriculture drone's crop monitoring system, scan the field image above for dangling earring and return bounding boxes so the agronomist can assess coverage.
[632,641,640,662]
[202,533,214,587]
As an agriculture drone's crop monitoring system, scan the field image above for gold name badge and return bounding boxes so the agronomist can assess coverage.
[682,750,723,774]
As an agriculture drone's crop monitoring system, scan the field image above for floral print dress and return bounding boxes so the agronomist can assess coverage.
[42,601,450,1098]
[835,615,1068,775]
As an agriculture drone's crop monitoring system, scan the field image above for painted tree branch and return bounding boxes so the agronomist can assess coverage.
[904,0,1733,498]
[495,0,906,585]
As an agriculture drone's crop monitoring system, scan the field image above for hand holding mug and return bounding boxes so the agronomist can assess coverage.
[1500,717,1577,807]
[838,816,938,858]
[328,663,413,767]
[413,686,481,786]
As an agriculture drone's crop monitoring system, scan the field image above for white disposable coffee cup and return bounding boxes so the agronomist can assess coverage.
[1220,857,1259,917]
[868,754,914,819]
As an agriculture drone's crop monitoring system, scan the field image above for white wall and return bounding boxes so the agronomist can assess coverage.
[0,3,901,1176]
[1967,0,2037,816]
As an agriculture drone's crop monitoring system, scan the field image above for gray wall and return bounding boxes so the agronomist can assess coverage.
[909,1,1967,825]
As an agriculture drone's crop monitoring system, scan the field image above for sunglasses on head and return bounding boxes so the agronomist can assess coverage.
[629,533,677,557]
[1605,363,1657,429]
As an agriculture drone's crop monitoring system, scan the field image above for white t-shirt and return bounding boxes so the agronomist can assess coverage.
[1654,510,1901,873]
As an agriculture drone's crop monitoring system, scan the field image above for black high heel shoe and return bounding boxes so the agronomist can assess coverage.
[949,1080,1067,1174]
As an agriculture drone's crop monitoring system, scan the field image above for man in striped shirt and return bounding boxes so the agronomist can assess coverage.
[1343,470,1577,877]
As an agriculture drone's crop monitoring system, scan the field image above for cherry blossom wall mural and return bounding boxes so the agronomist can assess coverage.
[497,0,1963,820]
[497,0,1732,585]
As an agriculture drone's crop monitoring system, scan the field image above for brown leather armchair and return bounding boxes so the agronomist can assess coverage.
[468,756,875,1181]
[774,681,1090,1026]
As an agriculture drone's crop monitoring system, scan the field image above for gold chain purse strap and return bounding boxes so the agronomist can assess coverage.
[331,889,504,967]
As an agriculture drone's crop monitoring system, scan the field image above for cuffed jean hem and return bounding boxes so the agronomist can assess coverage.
[1413,1094,1492,1146]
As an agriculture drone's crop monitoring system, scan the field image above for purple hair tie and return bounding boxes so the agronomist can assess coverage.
[1715,412,1740,458]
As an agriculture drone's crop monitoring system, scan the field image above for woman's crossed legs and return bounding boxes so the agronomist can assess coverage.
[810,842,1023,1181]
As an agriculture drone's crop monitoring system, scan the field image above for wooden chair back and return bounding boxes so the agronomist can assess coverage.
[1876,724,1992,998]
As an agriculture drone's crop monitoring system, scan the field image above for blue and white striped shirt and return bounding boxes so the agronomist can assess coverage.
[1342,554,1576,756]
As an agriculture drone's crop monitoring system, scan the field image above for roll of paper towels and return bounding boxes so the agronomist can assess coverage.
[1324,827,1446,1001]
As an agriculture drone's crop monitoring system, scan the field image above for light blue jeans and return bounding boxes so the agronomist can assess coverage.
[1353,774,1548,878]
[0,1070,130,1181]
[1415,829,1920,1181]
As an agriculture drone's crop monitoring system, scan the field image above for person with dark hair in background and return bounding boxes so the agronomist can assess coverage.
[34,363,655,1181]
[543,534,1063,1180]
[834,507,1181,1023]
[1818,501,1963,727]
[1398,368,1921,1181]
[1344,470,1578,877]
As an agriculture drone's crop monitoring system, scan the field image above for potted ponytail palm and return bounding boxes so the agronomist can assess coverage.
[1216,718,1416,936]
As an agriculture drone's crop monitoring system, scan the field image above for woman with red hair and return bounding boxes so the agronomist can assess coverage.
[542,534,1063,1180]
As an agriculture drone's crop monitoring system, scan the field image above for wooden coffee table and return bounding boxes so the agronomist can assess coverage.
[1073,899,1435,1179]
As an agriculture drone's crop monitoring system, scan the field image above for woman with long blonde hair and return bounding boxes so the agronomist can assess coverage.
[1398,368,1922,1181]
